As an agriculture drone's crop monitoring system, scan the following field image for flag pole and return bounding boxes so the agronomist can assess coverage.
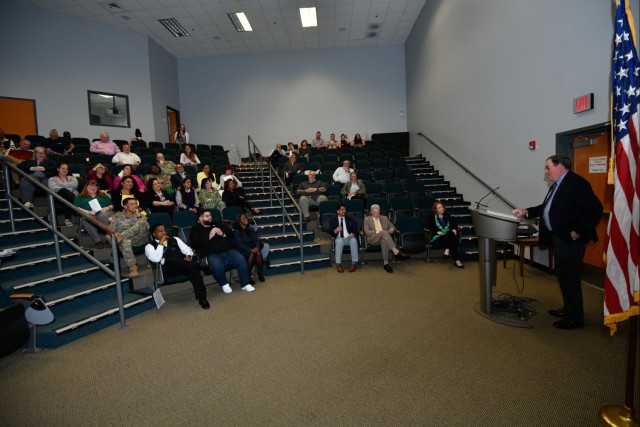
[599,315,639,426]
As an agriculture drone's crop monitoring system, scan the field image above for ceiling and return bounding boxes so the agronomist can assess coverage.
[18,0,427,58]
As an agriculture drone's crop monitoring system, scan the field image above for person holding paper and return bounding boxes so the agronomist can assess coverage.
[512,154,602,330]
[74,180,115,249]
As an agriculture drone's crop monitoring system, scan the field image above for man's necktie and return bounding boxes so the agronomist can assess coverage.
[543,182,558,230]
[374,218,382,232]
[340,218,345,238]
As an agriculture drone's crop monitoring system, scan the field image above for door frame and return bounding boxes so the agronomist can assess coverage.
[556,121,610,287]
[166,106,179,143]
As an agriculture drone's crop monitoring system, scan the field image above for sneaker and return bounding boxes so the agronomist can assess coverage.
[221,284,232,294]
[241,284,256,292]
[64,219,73,227]
[23,202,34,209]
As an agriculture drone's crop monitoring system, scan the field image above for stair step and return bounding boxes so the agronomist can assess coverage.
[0,243,81,271]
[1,256,103,291]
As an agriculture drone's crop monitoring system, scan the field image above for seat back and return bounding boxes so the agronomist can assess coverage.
[318,200,340,234]
[222,206,243,223]
[396,216,428,255]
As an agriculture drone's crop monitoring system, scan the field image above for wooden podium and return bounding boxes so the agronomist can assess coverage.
[470,208,532,328]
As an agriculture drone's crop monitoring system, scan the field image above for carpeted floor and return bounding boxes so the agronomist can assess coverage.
[0,255,634,427]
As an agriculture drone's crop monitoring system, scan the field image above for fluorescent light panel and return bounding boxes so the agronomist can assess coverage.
[228,12,253,32]
[158,18,190,37]
[300,7,317,27]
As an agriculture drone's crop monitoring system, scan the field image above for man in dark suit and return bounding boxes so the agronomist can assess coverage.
[329,204,359,272]
[171,163,194,189]
[513,154,603,330]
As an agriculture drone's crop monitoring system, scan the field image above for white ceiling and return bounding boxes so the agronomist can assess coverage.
[18,0,427,58]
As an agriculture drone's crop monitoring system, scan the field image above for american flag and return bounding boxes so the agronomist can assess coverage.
[604,0,640,335]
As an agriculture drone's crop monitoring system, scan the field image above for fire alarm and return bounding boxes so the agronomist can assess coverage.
[529,140,536,150]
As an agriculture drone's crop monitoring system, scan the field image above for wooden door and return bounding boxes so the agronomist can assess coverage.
[571,131,612,272]
[0,97,37,137]
[166,108,177,143]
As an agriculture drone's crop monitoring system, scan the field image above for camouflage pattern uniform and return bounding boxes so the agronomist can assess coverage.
[109,210,149,267]
[158,161,176,191]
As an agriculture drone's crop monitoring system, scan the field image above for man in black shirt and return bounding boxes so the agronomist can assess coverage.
[189,210,254,294]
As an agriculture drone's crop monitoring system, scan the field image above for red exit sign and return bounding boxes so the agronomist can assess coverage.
[573,93,594,113]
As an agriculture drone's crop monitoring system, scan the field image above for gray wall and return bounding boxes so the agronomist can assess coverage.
[148,38,181,143]
[405,0,640,210]
[0,1,176,142]
[177,46,407,156]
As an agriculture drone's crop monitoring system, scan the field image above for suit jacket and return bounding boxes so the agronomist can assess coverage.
[329,215,359,239]
[363,215,394,244]
[527,171,603,243]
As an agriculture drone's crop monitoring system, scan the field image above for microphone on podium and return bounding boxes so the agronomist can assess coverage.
[476,186,500,209]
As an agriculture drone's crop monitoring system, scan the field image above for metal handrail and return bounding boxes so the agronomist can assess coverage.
[2,161,128,327]
[417,132,516,209]
[246,136,306,274]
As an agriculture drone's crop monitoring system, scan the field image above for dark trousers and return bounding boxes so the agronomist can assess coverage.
[207,249,250,287]
[54,188,76,219]
[552,236,586,324]
[162,256,206,300]
[431,231,460,261]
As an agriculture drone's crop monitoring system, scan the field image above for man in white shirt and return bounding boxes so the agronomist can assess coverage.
[332,160,354,184]
[111,143,141,166]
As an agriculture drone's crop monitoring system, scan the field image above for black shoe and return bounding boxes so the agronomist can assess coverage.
[548,308,565,318]
[443,253,450,260]
[198,298,210,309]
[553,319,583,330]
[395,252,410,261]
[303,217,311,223]
[258,273,265,282]
[249,277,256,285]
[384,264,394,273]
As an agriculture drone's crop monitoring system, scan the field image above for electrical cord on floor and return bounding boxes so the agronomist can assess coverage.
[492,292,537,320]
[511,255,526,294]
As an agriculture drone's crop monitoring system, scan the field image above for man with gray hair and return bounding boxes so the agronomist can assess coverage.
[363,204,409,273]
[296,170,328,222]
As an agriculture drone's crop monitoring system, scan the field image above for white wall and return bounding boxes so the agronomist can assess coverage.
[148,38,181,143]
[405,0,640,210]
[177,46,407,156]
[0,0,161,142]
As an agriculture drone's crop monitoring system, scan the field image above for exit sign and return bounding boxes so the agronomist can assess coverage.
[573,93,594,113]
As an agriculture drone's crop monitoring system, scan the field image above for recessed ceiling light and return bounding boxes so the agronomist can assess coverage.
[228,12,253,32]
[300,7,317,28]
[159,18,190,37]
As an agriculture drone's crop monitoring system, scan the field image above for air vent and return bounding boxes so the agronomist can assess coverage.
[159,18,191,37]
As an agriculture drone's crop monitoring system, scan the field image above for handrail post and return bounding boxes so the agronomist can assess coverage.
[47,193,63,274]
[299,210,304,274]
[110,235,126,328]
[3,165,16,233]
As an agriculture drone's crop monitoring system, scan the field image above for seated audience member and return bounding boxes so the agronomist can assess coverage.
[283,154,303,186]
[326,133,338,150]
[109,197,149,278]
[311,131,325,148]
[145,223,210,309]
[0,128,15,150]
[3,138,33,183]
[219,165,243,189]
[47,162,78,226]
[270,143,287,169]
[171,163,194,190]
[341,172,366,200]
[296,171,328,223]
[155,152,176,191]
[18,147,57,209]
[233,213,269,284]
[426,201,464,269]
[43,129,74,158]
[333,160,354,184]
[180,144,201,166]
[222,179,261,215]
[175,177,199,213]
[196,163,217,189]
[112,175,145,212]
[198,178,225,212]
[339,134,350,148]
[329,204,359,273]
[297,139,312,159]
[129,128,146,145]
[189,209,255,293]
[86,163,114,194]
[144,163,162,188]
[146,178,175,219]
[285,142,297,157]
[352,133,366,146]
[90,131,120,155]
[111,143,141,167]
[113,164,146,192]
[74,179,115,249]
[363,204,410,273]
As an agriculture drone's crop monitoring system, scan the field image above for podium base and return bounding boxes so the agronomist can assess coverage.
[599,405,639,427]
[474,302,533,329]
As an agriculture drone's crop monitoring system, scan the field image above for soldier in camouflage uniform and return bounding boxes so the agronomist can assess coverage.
[109,197,149,277]
[156,152,176,192]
